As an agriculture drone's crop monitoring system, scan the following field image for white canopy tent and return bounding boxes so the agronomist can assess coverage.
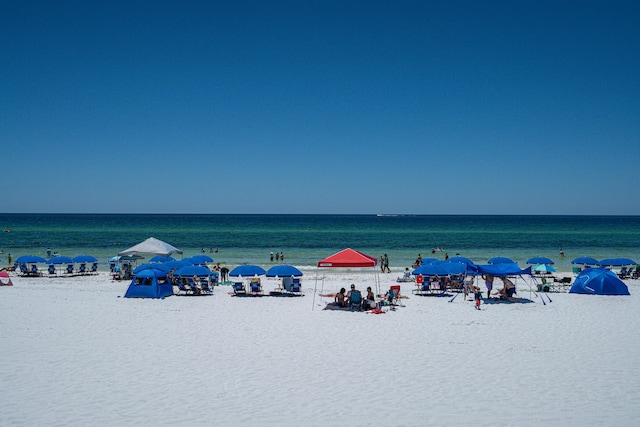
[118,237,183,257]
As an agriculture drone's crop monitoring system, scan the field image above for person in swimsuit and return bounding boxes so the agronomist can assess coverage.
[481,274,494,298]
[335,288,347,307]
[500,277,516,300]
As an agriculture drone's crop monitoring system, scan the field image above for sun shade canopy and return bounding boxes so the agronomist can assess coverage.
[317,248,377,268]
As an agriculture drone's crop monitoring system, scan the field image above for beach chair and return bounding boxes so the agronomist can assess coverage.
[176,278,192,294]
[30,264,40,276]
[349,289,362,311]
[233,281,246,295]
[48,264,56,276]
[19,264,28,276]
[199,277,213,294]
[250,278,262,293]
[90,263,98,274]
[389,285,401,305]
[66,264,74,275]
[78,263,87,275]
[290,278,302,294]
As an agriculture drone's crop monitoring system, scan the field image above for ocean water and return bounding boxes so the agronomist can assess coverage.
[0,214,638,272]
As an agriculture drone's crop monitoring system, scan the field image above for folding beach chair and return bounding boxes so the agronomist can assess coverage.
[66,264,74,275]
[290,278,302,294]
[249,278,262,294]
[233,281,246,295]
[388,285,401,306]
[199,277,213,294]
[48,264,56,276]
[176,278,192,295]
[349,290,363,311]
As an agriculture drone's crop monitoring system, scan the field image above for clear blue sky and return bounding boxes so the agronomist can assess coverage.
[2,1,639,214]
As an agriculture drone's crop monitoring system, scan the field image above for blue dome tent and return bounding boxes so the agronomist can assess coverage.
[569,268,630,296]
[124,268,173,299]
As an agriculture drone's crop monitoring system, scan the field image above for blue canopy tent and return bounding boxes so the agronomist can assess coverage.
[124,268,173,299]
[488,257,515,265]
[569,268,630,296]
[470,263,532,277]
[448,256,476,267]
[133,263,171,274]
[413,262,466,277]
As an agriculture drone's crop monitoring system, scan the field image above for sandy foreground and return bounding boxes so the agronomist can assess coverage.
[1,270,639,427]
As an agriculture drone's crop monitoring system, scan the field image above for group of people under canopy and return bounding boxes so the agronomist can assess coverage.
[409,259,532,301]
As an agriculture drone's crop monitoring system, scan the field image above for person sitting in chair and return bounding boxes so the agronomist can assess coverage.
[364,286,376,310]
[335,288,347,307]
[345,284,362,309]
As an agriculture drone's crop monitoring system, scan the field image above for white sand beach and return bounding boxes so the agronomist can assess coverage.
[1,270,639,426]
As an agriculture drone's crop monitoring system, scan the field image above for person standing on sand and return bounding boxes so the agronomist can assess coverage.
[380,256,385,273]
[383,254,391,273]
[481,273,494,299]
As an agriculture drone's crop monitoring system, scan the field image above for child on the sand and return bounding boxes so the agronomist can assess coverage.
[474,286,483,310]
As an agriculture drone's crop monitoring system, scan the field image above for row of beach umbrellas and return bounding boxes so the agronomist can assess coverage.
[133,255,303,279]
[15,255,98,265]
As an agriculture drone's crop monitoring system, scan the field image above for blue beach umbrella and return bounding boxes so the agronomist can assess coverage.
[149,255,175,263]
[193,255,214,263]
[420,258,442,265]
[266,265,303,278]
[488,256,515,265]
[571,257,599,266]
[173,265,214,278]
[46,256,74,265]
[532,264,557,273]
[133,263,171,274]
[183,255,214,265]
[229,264,266,277]
[16,255,47,264]
[527,257,555,265]
[598,258,636,267]
[72,255,98,263]
[163,260,193,271]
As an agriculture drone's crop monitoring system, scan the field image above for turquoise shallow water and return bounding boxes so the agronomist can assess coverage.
[1,214,638,271]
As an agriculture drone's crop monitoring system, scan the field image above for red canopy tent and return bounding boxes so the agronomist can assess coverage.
[317,248,377,268]
[313,248,380,309]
